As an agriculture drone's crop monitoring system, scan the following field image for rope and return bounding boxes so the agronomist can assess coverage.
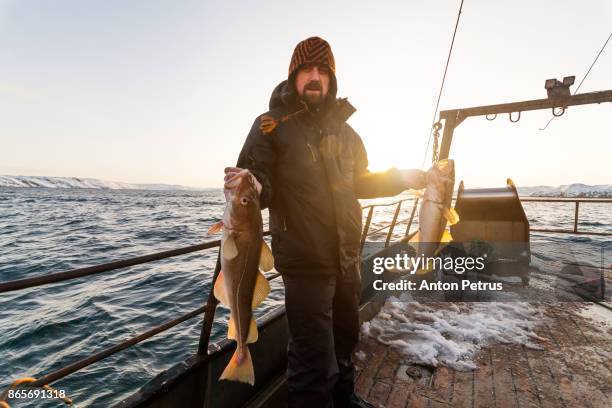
[539,31,612,131]
[421,0,465,168]
[574,32,612,94]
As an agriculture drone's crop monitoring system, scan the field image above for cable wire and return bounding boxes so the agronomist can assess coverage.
[421,0,465,168]
[539,31,612,131]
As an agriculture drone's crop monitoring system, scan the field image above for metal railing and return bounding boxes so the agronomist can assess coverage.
[0,195,608,400]
[360,197,420,250]
[0,232,272,393]
[0,198,415,400]
[520,197,612,237]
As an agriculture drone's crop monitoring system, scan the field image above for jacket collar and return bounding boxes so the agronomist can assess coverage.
[268,80,356,126]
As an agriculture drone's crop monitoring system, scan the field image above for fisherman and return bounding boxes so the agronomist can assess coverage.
[225,37,427,408]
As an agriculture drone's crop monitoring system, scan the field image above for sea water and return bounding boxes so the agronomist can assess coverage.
[0,188,610,407]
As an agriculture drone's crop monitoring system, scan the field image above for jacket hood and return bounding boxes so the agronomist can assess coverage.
[268,78,356,133]
[268,80,296,110]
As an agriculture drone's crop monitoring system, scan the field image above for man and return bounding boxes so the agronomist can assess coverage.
[225,37,426,407]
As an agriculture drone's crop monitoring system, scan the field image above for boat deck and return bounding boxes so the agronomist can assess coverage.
[353,302,612,408]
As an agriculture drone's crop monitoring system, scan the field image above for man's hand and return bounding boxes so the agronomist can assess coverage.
[400,169,427,190]
[224,167,263,195]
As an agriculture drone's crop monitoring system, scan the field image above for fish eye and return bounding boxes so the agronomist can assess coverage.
[240,197,249,206]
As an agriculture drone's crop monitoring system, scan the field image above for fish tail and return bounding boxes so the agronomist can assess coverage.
[219,346,254,386]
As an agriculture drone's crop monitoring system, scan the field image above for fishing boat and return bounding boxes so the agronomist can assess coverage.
[1,80,610,408]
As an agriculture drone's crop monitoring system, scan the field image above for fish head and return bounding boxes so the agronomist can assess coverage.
[224,170,261,223]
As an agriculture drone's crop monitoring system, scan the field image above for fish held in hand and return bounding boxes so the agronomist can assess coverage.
[207,169,274,385]
[410,159,459,274]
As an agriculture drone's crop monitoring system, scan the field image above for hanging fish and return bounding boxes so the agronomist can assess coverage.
[207,169,274,385]
[410,158,459,274]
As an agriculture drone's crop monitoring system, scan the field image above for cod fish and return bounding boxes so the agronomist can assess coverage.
[207,170,274,385]
[410,158,459,273]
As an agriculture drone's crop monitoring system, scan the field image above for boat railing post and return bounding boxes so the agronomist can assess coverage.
[405,197,419,237]
[601,246,606,300]
[360,206,374,252]
[385,202,403,247]
[574,201,579,233]
[198,248,222,355]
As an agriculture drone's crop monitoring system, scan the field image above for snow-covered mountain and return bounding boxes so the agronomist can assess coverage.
[517,183,612,198]
[2,176,610,197]
[0,175,207,191]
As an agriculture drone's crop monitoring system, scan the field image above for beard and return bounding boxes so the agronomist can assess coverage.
[300,81,326,105]
[302,90,324,105]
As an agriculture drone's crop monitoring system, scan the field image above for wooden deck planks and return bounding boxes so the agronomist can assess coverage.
[376,350,401,383]
[451,370,473,407]
[355,341,388,398]
[491,345,519,408]
[386,383,412,408]
[507,344,541,408]
[473,350,495,408]
[353,303,611,408]
[429,367,453,407]
[368,381,392,407]
[544,311,604,408]
[405,394,429,408]
[522,345,564,408]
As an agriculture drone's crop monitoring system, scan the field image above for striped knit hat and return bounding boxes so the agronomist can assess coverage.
[288,36,336,78]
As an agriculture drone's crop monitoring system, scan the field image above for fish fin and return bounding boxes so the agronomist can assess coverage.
[220,347,255,386]
[251,272,271,309]
[223,236,238,260]
[431,231,453,256]
[440,230,453,243]
[443,207,460,225]
[213,270,229,306]
[259,241,274,272]
[227,316,236,339]
[207,221,224,235]
[247,318,258,344]
[408,231,420,243]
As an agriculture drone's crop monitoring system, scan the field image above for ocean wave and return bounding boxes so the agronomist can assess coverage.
[0,188,609,406]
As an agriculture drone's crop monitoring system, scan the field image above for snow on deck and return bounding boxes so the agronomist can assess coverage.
[355,302,612,408]
[361,295,546,371]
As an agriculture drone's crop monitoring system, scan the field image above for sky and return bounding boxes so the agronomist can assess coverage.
[1,0,611,188]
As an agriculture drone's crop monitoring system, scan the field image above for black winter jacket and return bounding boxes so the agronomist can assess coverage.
[237,80,406,282]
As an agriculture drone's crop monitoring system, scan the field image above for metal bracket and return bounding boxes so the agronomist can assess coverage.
[552,106,566,117]
[545,76,575,99]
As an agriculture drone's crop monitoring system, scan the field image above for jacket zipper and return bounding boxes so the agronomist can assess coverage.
[282,216,288,231]
[306,143,317,162]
